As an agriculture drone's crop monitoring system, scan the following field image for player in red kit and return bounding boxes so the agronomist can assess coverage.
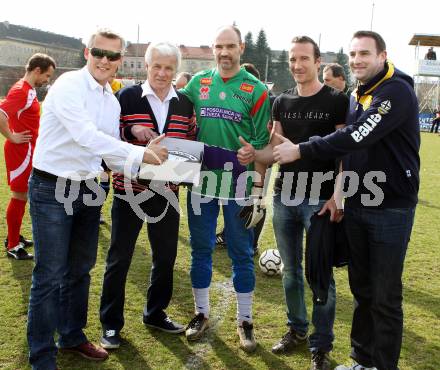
[0,53,55,260]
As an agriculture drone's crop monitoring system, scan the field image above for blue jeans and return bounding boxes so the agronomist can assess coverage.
[187,192,254,293]
[27,173,101,370]
[344,206,415,370]
[273,194,336,353]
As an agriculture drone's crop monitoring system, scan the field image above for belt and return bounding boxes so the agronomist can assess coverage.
[32,168,97,184]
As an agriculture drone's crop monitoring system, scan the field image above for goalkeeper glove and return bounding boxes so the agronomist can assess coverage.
[239,185,265,229]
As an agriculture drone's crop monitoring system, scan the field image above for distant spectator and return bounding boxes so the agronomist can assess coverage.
[425,47,437,60]
[241,63,260,79]
[323,63,347,92]
[175,71,192,89]
[430,110,440,133]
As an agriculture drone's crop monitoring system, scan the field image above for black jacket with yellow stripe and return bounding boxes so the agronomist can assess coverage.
[300,61,420,208]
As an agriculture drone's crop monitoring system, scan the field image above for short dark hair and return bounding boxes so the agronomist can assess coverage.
[241,63,260,79]
[26,53,56,73]
[323,63,346,81]
[177,72,192,83]
[291,36,320,60]
[352,30,386,53]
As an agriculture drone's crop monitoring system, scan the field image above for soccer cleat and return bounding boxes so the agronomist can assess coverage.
[100,329,121,349]
[4,235,33,249]
[7,245,33,260]
[311,351,332,370]
[335,362,378,370]
[215,231,226,248]
[237,321,257,352]
[143,315,185,334]
[185,313,209,341]
[272,327,308,354]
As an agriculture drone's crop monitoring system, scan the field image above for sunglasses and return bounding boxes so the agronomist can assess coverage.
[89,47,122,61]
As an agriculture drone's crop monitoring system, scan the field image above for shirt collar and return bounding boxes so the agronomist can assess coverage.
[141,80,178,102]
[355,60,394,99]
[21,79,36,92]
[82,67,113,94]
[214,67,244,82]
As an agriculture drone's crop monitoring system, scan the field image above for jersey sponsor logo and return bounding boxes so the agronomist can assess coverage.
[239,83,254,93]
[199,86,210,100]
[351,113,382,143]
[219,92,227,100]
[378,100,391,115]
[200,78,212,85]
[200,107,242,123]
[232,93,251,104]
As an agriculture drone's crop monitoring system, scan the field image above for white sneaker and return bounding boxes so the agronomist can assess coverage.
[335,362,377,370]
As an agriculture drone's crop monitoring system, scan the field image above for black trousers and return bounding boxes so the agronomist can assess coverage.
[100,191,179,331]
[344,206,415,370]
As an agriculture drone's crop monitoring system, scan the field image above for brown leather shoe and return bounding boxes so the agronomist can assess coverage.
[60,341,108,361]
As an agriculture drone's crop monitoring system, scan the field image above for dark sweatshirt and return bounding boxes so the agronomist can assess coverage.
[299,61,420,208]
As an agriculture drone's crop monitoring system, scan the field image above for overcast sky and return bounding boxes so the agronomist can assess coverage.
[3,0,439,75]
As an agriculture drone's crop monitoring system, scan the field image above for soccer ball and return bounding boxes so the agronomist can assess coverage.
[259,249,283,276]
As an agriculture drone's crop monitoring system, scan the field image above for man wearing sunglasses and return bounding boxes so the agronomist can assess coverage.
[27,29,167,370]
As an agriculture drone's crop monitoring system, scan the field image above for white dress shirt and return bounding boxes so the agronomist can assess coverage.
[33,67,145,179]
[141,80,178,133]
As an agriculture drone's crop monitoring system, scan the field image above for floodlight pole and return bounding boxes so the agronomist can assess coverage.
[370,2,375,30]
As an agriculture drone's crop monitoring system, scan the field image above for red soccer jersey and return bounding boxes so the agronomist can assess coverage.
[0,79,40,143]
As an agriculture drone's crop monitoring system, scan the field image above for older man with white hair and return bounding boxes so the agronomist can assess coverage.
[99,41,196,349]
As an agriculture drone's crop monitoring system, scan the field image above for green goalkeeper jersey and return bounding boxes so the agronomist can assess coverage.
[181,67,270,199]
